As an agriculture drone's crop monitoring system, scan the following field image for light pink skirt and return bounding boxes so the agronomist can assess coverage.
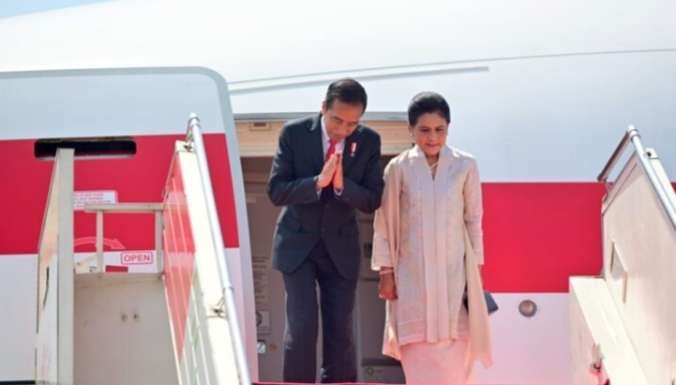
[399,309,471,384]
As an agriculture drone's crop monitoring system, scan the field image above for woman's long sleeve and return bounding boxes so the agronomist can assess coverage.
[371,161,401,270]
[463,159,484,265]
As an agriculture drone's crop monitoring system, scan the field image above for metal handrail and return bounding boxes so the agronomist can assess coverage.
[84,203,164,273]
[185,114,251,385]
[598,128,635,183]
[598,125,676,229]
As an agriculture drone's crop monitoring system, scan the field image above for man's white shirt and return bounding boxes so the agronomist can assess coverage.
[321,115,345,156]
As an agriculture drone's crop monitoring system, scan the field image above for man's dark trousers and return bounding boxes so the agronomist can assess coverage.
[282,241,357,382]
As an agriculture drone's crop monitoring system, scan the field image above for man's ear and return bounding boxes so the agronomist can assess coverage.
[321,101,327,114]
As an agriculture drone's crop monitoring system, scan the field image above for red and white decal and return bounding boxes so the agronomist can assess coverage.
[73,190,117,210]
[73,250,158,273]
[121,251,154,265]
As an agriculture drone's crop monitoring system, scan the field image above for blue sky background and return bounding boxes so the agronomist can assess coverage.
[0,0,109,18]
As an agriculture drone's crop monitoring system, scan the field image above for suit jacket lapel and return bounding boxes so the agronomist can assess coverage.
[342,126,361,173]
[309,114,324,174]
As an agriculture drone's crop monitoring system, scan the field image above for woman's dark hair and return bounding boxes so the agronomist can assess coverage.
[325,78,368,112]
[407,91,450,126]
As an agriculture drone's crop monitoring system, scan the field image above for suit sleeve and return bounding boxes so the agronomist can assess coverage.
[335,134,384,213]
[267,124,321,206]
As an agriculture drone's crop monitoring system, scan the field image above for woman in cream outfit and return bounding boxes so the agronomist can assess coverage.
[372,92,492,384]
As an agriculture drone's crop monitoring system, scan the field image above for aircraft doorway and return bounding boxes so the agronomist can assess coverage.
[236,114,410,382]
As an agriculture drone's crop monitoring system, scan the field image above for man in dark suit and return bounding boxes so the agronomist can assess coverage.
[267,78,384,383]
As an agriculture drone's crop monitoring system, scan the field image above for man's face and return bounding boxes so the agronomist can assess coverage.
[322,99,363,141]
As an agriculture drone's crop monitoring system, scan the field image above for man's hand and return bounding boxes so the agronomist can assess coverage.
[378,272,397,300]
[333,153,344,192]
[316,154,339,189]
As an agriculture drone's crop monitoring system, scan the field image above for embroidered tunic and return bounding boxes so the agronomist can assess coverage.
[372,144,487,358]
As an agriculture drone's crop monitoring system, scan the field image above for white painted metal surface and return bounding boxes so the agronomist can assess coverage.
[74,274,178,385]
[0,255,36,381]
[187,116,251,384]
[601,150,676,385]
[472,294,572,385]
[173,142,246,384]
[569,129,675,385]
[36,148,74,385]
[0,68,229,139]
[569,277,648,385]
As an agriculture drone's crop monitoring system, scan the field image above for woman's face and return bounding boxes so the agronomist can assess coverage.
[410,112,448,158]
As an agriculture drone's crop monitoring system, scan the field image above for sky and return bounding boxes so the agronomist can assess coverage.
[0,0,109,18]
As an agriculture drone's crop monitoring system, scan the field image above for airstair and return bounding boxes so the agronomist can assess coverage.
[34,116,251,385]
[569,126,676,385]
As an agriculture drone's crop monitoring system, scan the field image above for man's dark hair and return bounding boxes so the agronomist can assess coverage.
[325,78,367,112]
[407,91,451,126]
